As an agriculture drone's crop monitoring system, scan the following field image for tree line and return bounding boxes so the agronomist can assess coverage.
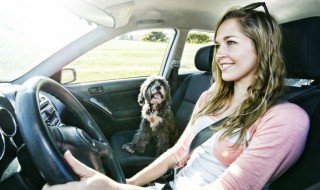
[142,31,210,44]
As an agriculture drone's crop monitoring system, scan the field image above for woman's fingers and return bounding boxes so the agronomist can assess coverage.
[63,150,96,179]
[42,150,107,190]
[42,181,83,190]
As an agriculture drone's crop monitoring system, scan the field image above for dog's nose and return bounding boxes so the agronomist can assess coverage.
[156,86,161,91]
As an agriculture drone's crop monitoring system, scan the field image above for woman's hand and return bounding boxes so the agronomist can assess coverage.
[42,150,120,190]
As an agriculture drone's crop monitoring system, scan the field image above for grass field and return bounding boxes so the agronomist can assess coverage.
[65,39,212,83]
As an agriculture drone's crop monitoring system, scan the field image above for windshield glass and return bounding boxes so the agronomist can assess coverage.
[0,0,96,82]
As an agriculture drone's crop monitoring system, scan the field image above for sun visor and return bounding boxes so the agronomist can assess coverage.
[105,2,135,28]
[61,0,134,28]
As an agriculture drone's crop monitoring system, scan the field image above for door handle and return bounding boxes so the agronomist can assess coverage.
[89,86,103,95]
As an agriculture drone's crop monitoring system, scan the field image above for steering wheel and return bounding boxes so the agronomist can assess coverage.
[15,76,126,185]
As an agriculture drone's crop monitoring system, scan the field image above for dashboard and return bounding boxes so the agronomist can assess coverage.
[0,106,17,160]
[0,84,67,182]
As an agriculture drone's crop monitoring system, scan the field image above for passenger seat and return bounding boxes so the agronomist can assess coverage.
[171,45,213,133]
[109,45,214,177]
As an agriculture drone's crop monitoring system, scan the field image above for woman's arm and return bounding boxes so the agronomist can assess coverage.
[127,150,177,186]
[207,103,310,190]
[43,137,178,189]
[42,151,145,190]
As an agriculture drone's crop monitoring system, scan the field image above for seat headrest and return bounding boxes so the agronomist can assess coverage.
[194,45,214,72]
[281,17,320,81]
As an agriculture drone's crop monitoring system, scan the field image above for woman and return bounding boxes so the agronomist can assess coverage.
[43,4,309,190]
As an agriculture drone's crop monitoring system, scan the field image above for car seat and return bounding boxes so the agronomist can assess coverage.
[109,45,214,177]
[269,17,320,190]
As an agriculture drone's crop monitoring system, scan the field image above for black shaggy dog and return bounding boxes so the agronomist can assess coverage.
[122,76,177,156]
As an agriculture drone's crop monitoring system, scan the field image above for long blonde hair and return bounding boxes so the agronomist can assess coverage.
[191,7,286,146]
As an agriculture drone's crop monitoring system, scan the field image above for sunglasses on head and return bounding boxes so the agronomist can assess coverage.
[242,2,273,31]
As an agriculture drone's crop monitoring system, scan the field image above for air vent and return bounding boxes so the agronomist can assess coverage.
[39,94,61,126]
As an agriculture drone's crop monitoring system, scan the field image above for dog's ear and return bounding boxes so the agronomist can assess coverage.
[138,91,145,106]
[138,80,147,106]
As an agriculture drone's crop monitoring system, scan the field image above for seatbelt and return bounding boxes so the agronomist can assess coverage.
[188,117,229,154]
[169,60,180,93]
[173,117,228,176]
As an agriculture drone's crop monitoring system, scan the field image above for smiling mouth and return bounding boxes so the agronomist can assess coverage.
[220,63,234,69]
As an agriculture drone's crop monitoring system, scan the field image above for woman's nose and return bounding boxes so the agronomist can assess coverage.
[216,52,227,60]
[215,46,227,60]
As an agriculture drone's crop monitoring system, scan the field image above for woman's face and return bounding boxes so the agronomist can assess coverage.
[215,18,258,86]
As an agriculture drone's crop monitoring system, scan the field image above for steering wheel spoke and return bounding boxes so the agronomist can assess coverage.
[93,139,115,157]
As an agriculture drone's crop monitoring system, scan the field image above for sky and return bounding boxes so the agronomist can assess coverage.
[0,0,95,81]
[0,0,94,42]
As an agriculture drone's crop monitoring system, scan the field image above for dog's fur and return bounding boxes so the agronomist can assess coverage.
[122,76,177,156]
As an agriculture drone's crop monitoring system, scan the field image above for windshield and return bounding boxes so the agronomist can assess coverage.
[0,0,96,82]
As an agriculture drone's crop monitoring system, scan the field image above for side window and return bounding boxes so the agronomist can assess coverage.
[179,30,214,74]
[62,29,175,84]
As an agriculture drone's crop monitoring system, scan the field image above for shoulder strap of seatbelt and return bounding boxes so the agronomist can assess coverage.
[173,117,228,175]
[188,117,228,154]
[170,60,180,93]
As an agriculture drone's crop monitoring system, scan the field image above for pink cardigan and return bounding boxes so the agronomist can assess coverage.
[169,89,310,189]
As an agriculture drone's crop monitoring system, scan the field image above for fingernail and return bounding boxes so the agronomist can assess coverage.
[65,150,72,156]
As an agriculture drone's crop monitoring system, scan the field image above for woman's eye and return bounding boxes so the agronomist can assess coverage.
[227,41,236,45]
[215,44,220,49]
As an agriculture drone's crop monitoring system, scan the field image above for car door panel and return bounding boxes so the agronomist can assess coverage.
[64,78,146,139]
